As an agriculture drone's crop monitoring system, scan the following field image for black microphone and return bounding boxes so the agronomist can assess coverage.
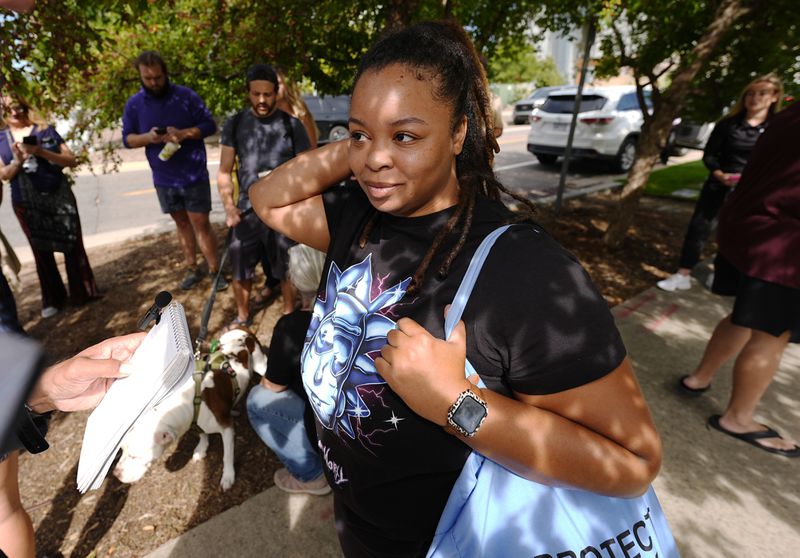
[137,291,173,331]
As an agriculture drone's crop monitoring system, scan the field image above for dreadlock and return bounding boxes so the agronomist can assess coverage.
[354,20,536,295]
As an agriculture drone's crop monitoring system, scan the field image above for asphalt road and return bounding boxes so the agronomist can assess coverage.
[0,123,666,258]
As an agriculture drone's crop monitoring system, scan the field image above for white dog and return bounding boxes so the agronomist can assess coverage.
[114,328,267,490]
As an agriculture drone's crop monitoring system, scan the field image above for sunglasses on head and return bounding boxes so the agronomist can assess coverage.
[1,103,29,114]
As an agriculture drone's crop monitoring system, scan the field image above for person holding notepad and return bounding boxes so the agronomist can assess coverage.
[0,332,145,558]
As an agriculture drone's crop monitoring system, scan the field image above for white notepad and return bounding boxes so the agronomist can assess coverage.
[77,301,194,492]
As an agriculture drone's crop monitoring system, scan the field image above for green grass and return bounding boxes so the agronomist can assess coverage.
[643,160,707,199]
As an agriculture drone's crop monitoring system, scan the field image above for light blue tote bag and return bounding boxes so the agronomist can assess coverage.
[427,225,679,558]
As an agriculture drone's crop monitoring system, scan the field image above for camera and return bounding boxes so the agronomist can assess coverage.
[155,127,167,135]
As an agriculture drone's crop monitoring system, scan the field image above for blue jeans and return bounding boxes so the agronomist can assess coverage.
[246,385,323,482]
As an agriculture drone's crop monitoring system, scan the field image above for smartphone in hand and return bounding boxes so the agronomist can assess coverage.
[155,127,167,135]
[22,135,38,146]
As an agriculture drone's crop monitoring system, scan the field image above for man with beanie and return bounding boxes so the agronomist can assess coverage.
[217,64,311,328]
[122,51,227,291]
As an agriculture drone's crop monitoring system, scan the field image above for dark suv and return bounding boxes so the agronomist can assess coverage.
[303,95,351,146]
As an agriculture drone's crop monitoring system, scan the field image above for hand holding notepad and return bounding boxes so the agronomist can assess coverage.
[77,301,194,492]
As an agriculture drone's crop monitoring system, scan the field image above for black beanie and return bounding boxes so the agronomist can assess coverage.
[246,64,279,89]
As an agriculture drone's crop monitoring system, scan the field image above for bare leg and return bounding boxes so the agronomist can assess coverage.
[281,279,297,315]
[717,329,794,451]
[187,211,219,272]
[684,314,751,390]
[232,278,252,322]
[0,452,35,558]
[171,210,198,268]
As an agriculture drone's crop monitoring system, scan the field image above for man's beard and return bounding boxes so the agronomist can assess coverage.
[252,100,276,117]
[142,77,170,98]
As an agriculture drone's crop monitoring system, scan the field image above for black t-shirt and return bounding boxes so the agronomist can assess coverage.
[303,185,626,556]
[266,310,311,396]
[702,113,769,177]
[220,109,311,208]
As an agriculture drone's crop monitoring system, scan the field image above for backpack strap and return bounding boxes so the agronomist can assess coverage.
[444,224,513,387]
[229,110,245,206]
[230,110,244,152]
[281,110,296,157]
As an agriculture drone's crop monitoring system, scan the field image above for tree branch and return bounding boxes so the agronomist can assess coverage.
[611,20,633,67]
[653,59,676,81]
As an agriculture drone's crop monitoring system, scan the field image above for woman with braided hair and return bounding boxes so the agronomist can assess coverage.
[250,20,662,557]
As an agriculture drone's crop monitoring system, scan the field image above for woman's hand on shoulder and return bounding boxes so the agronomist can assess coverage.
[376,316,471,427]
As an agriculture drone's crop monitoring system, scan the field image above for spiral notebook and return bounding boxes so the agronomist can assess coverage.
[77,301,194,492]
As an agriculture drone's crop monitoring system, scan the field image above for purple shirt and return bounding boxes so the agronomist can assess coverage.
[121,83,216,188]
[718,101,800,289]
[0,125,66,204]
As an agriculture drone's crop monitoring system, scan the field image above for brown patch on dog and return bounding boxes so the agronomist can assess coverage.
[245,335,256,354]
[235,349,249,369]
[202,369,236,428]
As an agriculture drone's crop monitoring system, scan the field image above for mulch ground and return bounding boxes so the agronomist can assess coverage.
[15,192,702,557]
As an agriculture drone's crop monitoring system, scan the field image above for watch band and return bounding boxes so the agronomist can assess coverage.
[446,385,488,438]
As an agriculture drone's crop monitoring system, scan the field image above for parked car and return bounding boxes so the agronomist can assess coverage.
[671,120,715,151]
[527,85,654,173]
[302,94,351,146]
[511,85,571,125]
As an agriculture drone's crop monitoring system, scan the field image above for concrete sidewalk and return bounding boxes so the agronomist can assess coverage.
[145,281,800,557]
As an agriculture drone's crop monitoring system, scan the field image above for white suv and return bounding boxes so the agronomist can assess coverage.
[526,85,651,173]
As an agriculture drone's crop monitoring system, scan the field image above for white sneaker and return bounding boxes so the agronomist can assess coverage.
[41,306,59,318]
[656,273,692,292]
[273,468,331,496]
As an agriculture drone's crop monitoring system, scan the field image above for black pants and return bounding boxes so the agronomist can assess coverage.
[13,199,100,309]
[0,271,23,334]
[678,178,729,269]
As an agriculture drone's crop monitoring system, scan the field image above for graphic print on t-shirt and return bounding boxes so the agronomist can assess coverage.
[302,255,411,439]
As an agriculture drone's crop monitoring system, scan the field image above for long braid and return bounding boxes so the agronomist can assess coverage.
[407,195,468,295]
[437,185,476,280]
[358,210,379,249]
[354,20,535,292]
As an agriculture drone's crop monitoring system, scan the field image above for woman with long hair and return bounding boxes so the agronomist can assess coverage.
[657,74,783,293]
[276,66,319,147]
[0,95,100,319]
[251,21,662,556]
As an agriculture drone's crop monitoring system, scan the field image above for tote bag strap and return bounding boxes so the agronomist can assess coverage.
[444,224,514,388]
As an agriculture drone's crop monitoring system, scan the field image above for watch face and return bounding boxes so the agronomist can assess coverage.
[453,394,487,433]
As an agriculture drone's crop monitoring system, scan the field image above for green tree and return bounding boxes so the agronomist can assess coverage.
[3,0,552,168]
[535,0,799,246]
[490,50,564,86]
[680,3,800,124]
[2,0,383,165]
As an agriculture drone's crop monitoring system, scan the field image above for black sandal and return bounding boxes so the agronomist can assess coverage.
[708,415,800,457]
[677,375,710,397]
